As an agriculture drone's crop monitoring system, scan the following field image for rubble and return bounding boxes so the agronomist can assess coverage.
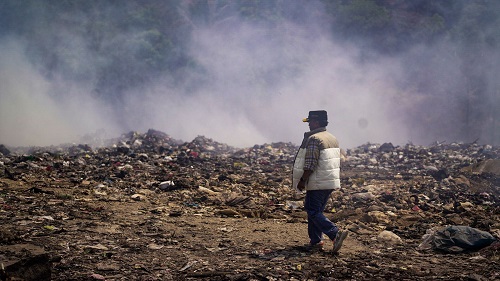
[0,131,499,280]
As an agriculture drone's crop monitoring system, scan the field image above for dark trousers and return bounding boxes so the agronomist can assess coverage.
[304,189,338,245]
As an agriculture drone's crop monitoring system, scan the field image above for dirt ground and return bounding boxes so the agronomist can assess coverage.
[1,179,498,281]
[0,136,499,280]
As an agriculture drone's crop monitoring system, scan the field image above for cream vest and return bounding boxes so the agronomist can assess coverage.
[292,131,341,191]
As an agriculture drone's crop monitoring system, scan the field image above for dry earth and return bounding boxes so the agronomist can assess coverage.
[0,132,499,281]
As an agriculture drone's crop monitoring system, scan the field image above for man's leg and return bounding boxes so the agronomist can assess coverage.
[305,189,338,244]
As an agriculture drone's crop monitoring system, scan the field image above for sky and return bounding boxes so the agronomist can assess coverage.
[0,2,498,149]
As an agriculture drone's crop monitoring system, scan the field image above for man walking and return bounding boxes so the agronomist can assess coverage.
[293,110,348,254]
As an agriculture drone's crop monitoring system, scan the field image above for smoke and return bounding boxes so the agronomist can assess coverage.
[0,1,498,149]
[0,39,120,147]
[120,20,411,148]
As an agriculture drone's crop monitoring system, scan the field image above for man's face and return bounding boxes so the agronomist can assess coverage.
[308,119,320,130]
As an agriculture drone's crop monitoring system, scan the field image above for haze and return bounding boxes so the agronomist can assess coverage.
[0,1,498,148]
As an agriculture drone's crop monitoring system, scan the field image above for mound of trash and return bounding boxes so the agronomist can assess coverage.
[1,130,498,280]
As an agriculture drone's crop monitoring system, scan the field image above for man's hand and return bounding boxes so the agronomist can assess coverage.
[297,170,312,191]
[297,180,305,191]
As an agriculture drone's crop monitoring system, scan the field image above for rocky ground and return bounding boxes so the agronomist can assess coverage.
[0,129,499,281]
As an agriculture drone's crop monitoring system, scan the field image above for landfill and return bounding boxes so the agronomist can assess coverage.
[0,129,498,280]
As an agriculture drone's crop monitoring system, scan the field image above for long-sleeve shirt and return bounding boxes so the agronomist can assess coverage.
[303,137,320,171]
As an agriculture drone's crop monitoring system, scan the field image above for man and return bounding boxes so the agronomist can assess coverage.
[293,110,348,254]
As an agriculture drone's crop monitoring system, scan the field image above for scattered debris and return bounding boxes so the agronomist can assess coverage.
[0,132,498,280]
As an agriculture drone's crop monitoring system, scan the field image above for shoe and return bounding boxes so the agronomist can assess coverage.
[305,241,324,252]
[332,230,348,254]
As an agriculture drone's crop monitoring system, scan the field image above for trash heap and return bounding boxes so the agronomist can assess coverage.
[0,129,498,281]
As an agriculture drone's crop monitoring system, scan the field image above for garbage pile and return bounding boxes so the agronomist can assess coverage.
[0,129,498,280]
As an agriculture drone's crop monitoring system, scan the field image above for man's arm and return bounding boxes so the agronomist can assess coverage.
[296,138,320,191]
